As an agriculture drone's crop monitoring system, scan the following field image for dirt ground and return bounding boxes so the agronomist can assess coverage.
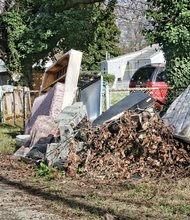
[1,154,190,220]
[0,154,132,220]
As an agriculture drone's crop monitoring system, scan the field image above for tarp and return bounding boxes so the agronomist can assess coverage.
[163,85,190,142]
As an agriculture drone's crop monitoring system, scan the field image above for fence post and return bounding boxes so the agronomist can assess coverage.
[105,85,110,110]
[2,92,6,123]
[23,86,26,129]
[13,88,16,126]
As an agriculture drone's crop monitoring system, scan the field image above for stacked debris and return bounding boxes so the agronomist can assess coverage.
[13,115,59,160]
[45,102,87,167]
[65,111,190,179]
[12,51,190,181]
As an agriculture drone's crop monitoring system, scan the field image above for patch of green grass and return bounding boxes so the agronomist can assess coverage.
[110,91,129,106]
[127,182,155,198]
[24,177,190,220]
[94,198,106,207]
[0,123,22,155]
[159,200,190,215]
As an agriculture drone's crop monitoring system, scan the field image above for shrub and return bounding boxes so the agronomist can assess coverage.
[102,73,115,85]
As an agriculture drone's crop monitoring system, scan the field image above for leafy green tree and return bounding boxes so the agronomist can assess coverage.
[0,0,120,86]
[145,0,190,95]
[81,0,121,71]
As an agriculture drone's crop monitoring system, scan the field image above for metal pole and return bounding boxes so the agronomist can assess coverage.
[106,85,110,110]
[23,86,26,129]
[13,88,16,126]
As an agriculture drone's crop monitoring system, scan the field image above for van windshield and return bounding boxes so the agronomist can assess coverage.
[132,67,156,82]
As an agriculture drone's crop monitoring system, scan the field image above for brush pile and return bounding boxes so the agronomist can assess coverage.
[65,111,190,179]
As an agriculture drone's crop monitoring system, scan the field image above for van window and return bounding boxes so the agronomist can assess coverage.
[132,67,156,81]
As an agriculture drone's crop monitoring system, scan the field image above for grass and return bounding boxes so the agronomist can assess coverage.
[110,90,129,106]
[0,123,23,155]
[40,177,190,219]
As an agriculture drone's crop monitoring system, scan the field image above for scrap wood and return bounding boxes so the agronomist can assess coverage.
[64,111,190,179]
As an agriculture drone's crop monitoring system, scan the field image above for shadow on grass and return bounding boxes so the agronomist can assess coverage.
[5,130,23,139]
[0,175,136,220]
[0,123,23,138]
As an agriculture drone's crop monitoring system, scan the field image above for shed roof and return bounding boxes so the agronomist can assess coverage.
[102,44,162,64]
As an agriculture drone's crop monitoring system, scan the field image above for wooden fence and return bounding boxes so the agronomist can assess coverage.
[0,86,38,127]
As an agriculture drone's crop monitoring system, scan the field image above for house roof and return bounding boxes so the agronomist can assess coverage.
[131,44,163,60]
[102,44,163,64]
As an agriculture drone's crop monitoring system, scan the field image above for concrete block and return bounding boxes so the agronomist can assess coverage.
[16,135,30,147]
[46,142,70,166]
[55,102,87,123]
[59,125,73,141]
[46,141,84,167]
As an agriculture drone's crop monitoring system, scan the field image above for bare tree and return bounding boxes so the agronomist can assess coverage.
[115,0,148,52]
[0,0,15,14]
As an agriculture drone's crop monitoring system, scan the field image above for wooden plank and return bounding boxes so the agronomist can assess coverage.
[40,49,82,110]
[40,54,69,92]
[41,73,66,92]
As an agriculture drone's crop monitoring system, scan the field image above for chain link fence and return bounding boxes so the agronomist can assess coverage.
[103,87,186,111]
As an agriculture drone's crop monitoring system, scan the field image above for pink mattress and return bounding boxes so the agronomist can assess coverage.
[25,82,64,134]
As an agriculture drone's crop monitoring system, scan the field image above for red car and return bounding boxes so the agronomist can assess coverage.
[129,63,168,104]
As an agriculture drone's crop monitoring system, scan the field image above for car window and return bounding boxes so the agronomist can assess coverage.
[132,67,156,82]
[156,71,166,82]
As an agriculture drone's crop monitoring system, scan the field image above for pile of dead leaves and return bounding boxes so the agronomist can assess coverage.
[67,111,190,179]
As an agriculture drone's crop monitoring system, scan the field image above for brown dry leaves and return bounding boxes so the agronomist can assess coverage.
[66,111,190,180]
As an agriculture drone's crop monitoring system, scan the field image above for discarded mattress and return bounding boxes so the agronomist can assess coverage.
[92,91,156,126]
[163,85,190,143]
[25,82,64,134]
[13,115,59,160]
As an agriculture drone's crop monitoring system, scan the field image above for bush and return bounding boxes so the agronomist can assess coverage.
[102,73,115,85]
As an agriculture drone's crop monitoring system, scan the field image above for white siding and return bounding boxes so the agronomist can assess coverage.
[101,44,166,89]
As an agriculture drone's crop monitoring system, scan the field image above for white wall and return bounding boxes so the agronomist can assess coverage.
[150,51,165,64]
[101,51,143,88]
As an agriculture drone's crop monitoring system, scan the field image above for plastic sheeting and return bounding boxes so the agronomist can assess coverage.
[163,86,190,142]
